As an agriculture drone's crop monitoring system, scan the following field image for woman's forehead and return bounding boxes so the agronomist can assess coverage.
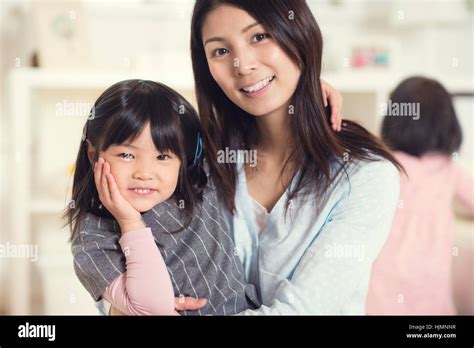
[202,5,260,40]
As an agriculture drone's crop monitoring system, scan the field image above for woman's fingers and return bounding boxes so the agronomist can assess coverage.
[174,297,207,311]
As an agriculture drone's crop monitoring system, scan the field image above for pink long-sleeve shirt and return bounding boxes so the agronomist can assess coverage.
[366,151,474,314]
[102,228,175,315]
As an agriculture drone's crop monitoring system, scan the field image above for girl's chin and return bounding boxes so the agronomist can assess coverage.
[126,196,163,212]
[132,202,160,213]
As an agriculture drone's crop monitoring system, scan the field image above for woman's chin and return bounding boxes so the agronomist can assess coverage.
[240,105,279,117]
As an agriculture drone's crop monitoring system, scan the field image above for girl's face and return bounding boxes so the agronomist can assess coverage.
[94,123,181,213]
[202,5,301,117]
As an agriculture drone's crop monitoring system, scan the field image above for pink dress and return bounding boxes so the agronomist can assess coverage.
[366,151,474,315]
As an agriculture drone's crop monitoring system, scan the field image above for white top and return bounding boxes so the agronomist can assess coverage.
[249,196,271,233]
[227,157,400,315]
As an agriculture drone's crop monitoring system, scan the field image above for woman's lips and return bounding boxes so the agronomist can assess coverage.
[240,76,275,98]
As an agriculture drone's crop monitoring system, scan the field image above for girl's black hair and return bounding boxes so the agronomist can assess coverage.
[64,79,207,240]
[381,76,463,157]
[191,0,403,215]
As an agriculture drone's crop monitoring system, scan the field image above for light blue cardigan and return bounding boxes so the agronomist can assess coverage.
[224,157,400,314]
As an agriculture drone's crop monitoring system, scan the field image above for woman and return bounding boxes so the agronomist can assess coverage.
[183,0,403,314]
[111,0,402,315]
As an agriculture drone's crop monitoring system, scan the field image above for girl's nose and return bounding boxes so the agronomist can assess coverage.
[132,171,153,181]
[132,162,154,180]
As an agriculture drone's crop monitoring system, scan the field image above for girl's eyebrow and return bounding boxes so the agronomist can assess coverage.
[204,22,260,46]
[118,143,140,150]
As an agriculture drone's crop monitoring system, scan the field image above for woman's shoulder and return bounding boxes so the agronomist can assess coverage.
[333,155,400,195]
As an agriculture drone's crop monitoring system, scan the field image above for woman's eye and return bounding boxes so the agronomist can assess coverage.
[157,154,171,161]
[252,33,270,43]
[118,153,134,161]
[212,48,229,57]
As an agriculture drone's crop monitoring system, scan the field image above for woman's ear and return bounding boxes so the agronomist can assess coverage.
[86,140,96,165]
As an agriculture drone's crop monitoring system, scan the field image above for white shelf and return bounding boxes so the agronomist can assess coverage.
[7,67,195,91]
[30,199,67,214]
[322,71,474,94]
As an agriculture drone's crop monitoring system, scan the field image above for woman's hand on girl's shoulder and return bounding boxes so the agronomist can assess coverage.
[94,157,143,233]
[321,79,343,132]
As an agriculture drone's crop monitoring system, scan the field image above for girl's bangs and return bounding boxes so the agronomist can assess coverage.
[99,93,184,159]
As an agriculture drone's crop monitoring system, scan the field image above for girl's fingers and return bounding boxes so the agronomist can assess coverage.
[329,94,343,131]
[322,86,328,107]
[94,158,103,191]
[106,171,120,202]
[101,161,112,204]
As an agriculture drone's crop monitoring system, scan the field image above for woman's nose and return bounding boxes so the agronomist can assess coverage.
[233,48,258,77]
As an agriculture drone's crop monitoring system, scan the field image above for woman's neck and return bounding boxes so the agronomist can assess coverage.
[254,104,294,165]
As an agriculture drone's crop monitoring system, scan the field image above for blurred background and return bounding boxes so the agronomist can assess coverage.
[0,0,472,315]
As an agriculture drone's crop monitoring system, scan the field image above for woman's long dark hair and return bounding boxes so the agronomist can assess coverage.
[381,76,463,157]
[64,79,207,240]
[191,0,403,214]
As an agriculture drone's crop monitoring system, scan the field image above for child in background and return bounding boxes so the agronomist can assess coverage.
[366,76,474,314]
[65,79,259,315]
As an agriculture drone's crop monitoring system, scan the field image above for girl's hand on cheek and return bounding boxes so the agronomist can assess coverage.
[94,157,143,233]
[321,79,343,132]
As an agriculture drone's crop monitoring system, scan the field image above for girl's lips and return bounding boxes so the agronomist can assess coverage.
[240,76,275,98]
[128,188,157,196]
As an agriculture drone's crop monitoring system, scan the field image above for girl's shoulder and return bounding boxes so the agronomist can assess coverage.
[78,211,120,235]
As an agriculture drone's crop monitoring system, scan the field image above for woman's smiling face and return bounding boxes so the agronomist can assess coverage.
[202,4,301,117]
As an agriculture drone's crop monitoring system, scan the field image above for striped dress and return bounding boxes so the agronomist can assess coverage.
[71,184,260,315]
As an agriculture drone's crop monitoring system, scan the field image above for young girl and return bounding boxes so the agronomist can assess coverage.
[366,77,474,315]
[183,0,403,314]
[66,79,260,315]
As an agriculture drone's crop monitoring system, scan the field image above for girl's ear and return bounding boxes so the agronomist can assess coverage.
[86,140,96,165]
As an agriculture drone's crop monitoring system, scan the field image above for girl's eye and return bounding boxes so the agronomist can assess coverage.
[212,48,229,57]
[118,153,134,161]
[251,33,270,43]
[157,154,171,161]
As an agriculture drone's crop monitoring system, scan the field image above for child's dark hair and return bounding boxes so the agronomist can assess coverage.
[381,76,463,157]
[64,79,207,241]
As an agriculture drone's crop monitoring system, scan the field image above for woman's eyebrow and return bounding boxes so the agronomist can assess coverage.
[204,22,260,46]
